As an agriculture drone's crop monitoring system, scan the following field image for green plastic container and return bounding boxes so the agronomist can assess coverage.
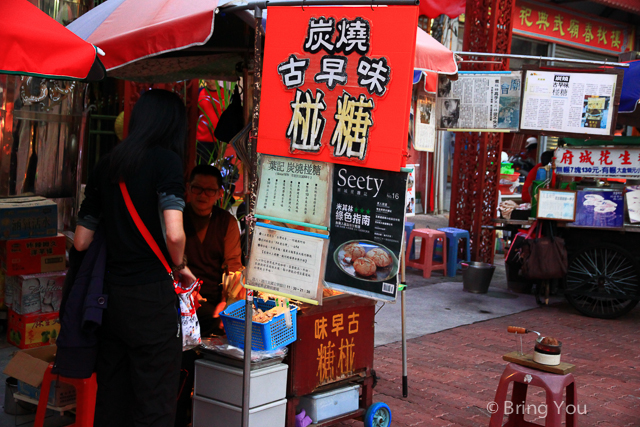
[531,180,546,216]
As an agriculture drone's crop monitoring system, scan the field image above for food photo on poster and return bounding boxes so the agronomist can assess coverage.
[581,95,610,129]
[324,165,408,301]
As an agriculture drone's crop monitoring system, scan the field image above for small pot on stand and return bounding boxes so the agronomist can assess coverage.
[533,336,562,366]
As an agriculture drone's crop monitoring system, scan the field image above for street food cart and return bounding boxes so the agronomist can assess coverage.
[285,295,378,427]
[494,65,640,319]
[65,2,461,426]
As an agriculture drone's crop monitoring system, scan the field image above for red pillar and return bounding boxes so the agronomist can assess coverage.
[449,0,515,263]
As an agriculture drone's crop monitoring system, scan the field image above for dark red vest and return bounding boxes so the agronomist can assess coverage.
[183,206,232,302]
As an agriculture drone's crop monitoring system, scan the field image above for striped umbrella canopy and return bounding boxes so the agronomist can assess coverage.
[67,0,222,82]
[68,0,458,82]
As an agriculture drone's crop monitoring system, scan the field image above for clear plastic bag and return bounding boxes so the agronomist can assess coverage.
[200,337,288,362]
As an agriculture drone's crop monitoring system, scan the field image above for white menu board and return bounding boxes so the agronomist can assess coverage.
[537,189,577,221]
[520,70,619,137]
[256,155,331,226]
[246,223,328,304]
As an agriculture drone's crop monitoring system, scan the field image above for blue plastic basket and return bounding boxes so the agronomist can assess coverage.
[220,299,298,351]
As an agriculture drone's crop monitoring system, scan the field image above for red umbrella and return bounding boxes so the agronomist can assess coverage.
[0,0,105,81]
[414,27,458,75]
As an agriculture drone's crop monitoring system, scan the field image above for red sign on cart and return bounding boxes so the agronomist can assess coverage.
[257,6,418,172]
[513,0,635,56]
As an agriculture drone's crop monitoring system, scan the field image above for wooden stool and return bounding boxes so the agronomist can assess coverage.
[489,362,578,427]
[405,229,447,278]
[34,363,97,427]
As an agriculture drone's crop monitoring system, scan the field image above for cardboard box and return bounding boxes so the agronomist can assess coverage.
[6,271,65,315]
[0,234,66,275]
[0,197,57,239]
[3,345,75,407]
[7,310,60,349]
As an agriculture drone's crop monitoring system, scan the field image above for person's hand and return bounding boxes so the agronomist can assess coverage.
[213,301,226,333]
[213,301,226,318]
[176,265,197,286]
[194,291,207,303]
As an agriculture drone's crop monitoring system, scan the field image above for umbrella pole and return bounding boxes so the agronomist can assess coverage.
[242,6,264,427]
[401,250,408,398]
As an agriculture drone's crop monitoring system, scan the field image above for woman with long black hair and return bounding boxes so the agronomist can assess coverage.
[75,89,196,427]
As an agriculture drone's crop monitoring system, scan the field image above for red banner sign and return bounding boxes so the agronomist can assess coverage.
[513,0,635,56]
[257,6,418,172]
[289,300,375,394]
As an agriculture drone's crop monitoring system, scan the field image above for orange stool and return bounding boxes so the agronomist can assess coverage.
[489,363,578,427]
[405,228,447,278]
[34,363,97,427]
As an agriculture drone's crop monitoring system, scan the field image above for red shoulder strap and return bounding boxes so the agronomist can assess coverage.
[119,181,173,278]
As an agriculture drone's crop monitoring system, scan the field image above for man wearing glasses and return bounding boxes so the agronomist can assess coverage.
[177,165,244,427]
[183,164,243,336]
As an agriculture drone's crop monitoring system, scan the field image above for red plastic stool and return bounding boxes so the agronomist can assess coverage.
[34,363,97,427]
[405,228,447,278]
[489,363,578,427]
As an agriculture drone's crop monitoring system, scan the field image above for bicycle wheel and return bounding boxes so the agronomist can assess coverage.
[565,243,640,319]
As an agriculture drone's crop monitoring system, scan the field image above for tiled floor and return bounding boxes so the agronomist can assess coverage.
[334,301,640,426]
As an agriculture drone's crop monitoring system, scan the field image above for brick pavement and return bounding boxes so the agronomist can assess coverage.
[335,301,640,427]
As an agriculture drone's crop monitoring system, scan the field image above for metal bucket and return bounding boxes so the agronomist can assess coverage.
[4,377,36,415]
[461,262,495,294]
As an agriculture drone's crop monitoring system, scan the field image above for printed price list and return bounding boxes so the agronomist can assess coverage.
[256,155,330,226]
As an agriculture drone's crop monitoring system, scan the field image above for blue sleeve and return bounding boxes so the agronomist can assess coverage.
[158,193,185,211]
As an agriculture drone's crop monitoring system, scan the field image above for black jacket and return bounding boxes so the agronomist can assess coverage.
[52,227,108,378]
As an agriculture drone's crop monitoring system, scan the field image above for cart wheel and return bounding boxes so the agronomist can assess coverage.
[565,243,640,319]
[364,402,392,427]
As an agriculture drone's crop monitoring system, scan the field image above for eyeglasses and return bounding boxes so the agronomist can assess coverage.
[190,184,220,197]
